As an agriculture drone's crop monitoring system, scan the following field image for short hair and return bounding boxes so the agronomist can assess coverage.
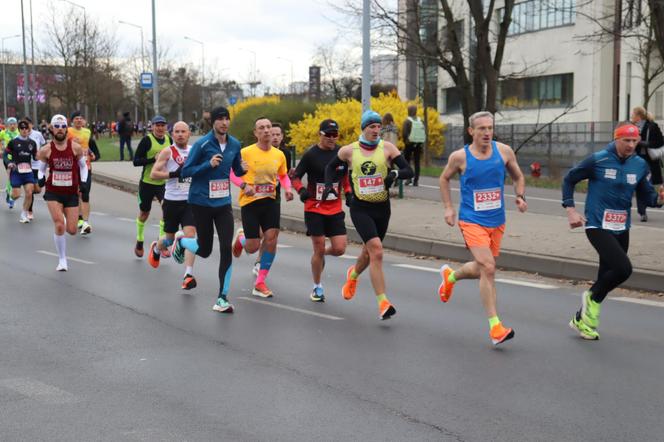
[469,111,494,128]
[271,122,283,133]
[382,113,394,125]
[254,116,271,126]
[407,105,417,116]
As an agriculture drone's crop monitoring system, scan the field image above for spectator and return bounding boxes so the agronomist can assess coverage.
[199,111,212,135]
[402,105,426,186]
[380,113,399,145]
[631,106,663,222]
[117,112,134,161]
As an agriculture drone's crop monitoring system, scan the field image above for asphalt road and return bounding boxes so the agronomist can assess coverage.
[1,184,663,441]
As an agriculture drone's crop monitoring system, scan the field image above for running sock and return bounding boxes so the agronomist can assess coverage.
[53,233,66,260]
[239,235,246,247]
[78,215,83,221]
[255,251,275,285]
[350,268,359,280]
[488,316,501,329]
[159,219,165,237]
[161,238,173,248]
[313,283,322,290]
[448,271,457,284]
[180,237,199,254]
[184,266,193,277]
[136,218,146,242]
[153,244,160,254]
[376,293,387,305]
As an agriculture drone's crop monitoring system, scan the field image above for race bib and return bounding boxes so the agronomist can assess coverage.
[18,162,32,174]
[52,171,72,187]
[316,182,338,200]
[209,179,229,198]
[357,175,384,195]
[177,176,192,192]
[254,183,275,198]
[602,209,627,231]
[473,188,502,211]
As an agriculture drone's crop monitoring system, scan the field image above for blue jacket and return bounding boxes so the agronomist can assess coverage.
[562,143,660,233]
[182,131,245,207]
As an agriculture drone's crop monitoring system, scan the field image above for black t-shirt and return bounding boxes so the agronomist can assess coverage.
[6,137,37,165]
[294,144,347,193]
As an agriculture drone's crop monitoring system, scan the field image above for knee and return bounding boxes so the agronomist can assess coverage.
[479,260,496,278]
[66,225,77,235]
[367,244,384,262]
[54,223,65,235]
[329,246,345,257]
[197,246,212,258]
[617,259,633,282]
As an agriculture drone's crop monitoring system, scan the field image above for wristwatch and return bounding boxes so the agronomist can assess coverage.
[240,182,247,190]
[516,194,526,202]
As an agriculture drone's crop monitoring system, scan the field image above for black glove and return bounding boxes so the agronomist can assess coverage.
[38,177,46,188]
[168,167,182,179]
[298,188,310,203]
[383,170,399,189]
[79,179,90,194]
[321,184,338,201]
[345,191,353,208]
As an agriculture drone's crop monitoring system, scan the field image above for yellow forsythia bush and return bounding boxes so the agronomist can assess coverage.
[288,93,445,155]
[229,95,281,120]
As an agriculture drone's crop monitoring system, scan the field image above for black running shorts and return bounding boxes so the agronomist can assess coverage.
[241,198,280,239]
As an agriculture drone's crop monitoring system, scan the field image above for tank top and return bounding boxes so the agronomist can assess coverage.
[458,141,506,227]
[46,139,79,195]
[351,140,389,203]
[141,133,172,185]
[164,145,191,201]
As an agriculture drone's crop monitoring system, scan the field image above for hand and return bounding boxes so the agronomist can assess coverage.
[241,159,249,172]
[444,207,456,227]
[285,190,294,201]
[89,152,96,161]
[298,188,310,203]
[566,207,586,229]
[321,185,337,201]
[383,170,398,189]
[515,196,528,213]
[38,177,46,188]
[657,186,664,205]
[288,167,296,178]
[7,162,16,171]
[345,191,353,208]
[169,167,182,178]
[243,184,255,197]
[210,154,222,168]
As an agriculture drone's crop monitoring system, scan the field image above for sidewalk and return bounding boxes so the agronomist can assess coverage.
[92,161,663,292]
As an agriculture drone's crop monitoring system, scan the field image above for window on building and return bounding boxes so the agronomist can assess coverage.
[442,20,465,51]
[443,87,462,114]
[500,0,576,36]
[624,0,643,29]
[499,73,574,108]
[655,91,663,120]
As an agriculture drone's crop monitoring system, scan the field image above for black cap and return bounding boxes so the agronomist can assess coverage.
[152,115,167,124]
[18,120,29,129]
[71,110,82,120]
[319,119,339,134]
[211,106,230,123]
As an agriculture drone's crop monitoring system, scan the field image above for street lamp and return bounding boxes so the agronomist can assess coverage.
[151,0,159,115]
[2,34,21,118]
[276,57,294,94]
[184,36,205,118]
[119,20,148,124]
[238,48,260,96]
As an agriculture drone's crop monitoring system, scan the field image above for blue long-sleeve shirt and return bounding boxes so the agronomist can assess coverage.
[182,131,245,207]
[562,143,660,233]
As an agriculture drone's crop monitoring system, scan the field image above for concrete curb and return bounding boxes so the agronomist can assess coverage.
[93,173,663,293]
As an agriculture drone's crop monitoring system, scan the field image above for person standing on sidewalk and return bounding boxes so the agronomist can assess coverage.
[437,111,527,346]
[630,106,663,222]
[563,122,664,340]
[118,112,134,161]
[323,110,413,320]
[401,105,425,186]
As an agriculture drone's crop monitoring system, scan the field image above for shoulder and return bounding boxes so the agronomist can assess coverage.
[227,134,241,148]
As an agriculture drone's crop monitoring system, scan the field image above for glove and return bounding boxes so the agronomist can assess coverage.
[79,179,90,194]
[383,170,398,189]
[38,177,46,188]
[321,184,338,201]
[298,188,310,203]
[168,167,182,179]
[345,191,353,208]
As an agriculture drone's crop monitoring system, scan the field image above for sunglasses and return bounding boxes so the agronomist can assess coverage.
[321,132,339,138]
[52,124,67,129]
[19,126,30,130]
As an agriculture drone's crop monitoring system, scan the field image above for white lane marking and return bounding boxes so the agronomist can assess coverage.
[340,254,358,260]
[495,278,557,289]
[612,297,664,308]
[0,378,78,404]
[418,184,580,205]
[237,297,344,320]
[36,250,96,265]
[277,244,292,248]
[151,224,160,228]
[393,264,439,273]
[117,217,135,222]
[90,211,108,216]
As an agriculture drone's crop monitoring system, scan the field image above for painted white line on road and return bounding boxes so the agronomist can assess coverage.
[36,250,96,265]
[418,184,582,205]
[393,264,439,273]
[495,278,557,289]
[90,211,108,216]
[117,217,135,222]
[237,297,344,320]
[151,224,160,228]
[277,244,293,248]
[340,254,358,259]
[612,297,664,308]
[0,378,78,404]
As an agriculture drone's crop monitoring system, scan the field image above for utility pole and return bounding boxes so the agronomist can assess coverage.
[361,0,371,112]
[20,0,29,117]
[29,0,37,122]
[151,0,159,115]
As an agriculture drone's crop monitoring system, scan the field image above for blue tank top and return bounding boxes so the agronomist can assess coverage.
[458,141,506,227]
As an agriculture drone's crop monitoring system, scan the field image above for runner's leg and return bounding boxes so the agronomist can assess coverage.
[586,229,631,303]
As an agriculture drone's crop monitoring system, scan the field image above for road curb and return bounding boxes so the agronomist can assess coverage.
[93,172,663,293]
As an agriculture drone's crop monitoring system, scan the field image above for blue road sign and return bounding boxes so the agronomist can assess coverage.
[229,96,238,105]
[140,72,153,89]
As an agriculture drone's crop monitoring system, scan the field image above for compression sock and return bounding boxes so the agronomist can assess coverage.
[184,266,193,277]
[136,218,146,242]
[159,219,165,237]
[376,293,388,306]
[53,233,66,260]
[448,271,457,284]
[221,264,233,297]
[350,268,359,280]
[489,316,501,329]
[256,251,275,285]
[180,237,199,254]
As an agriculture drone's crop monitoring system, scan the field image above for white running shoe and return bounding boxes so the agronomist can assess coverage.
[56,260,68,272]
[80,221,92,235]
[19,212,30,223]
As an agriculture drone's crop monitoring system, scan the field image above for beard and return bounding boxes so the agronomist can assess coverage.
[53,132,67,142]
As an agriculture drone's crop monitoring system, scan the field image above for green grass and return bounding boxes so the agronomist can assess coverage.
[96,137,142,162]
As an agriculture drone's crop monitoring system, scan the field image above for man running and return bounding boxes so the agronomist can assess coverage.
[24,117,46,220]
[68,111,100,235]
[1,117,19,208]
[133,115,172,257]
[563,122,664,340]
[36,114,87,271]
[4,120,37,223]
[171,106,246,313]
[323,110,413,320]
[231,117,293,298]
[292,119,350,302]
[437,111,527,345]
[147,121,198,289]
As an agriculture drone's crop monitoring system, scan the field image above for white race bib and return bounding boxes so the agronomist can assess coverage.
[602,209,627,231]
[473,188,502,211]
[357,175,384,195]
[18,162,32,174]
[254,183,275,198]
[177,176,192,192]
[209,179,229,198]
[52,171,73,187]
[316,182,338,200]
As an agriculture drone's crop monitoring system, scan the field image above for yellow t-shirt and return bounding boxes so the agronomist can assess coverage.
[238,143,287,207]
[67,127,92,167]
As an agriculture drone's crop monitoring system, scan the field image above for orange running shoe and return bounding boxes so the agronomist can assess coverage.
[147,241,160,268]
[252,282,273,298]
[490,323,515,346]
[182,274,197,290]
[438,264,455,303]
[342,266,358,300]
[379,299,396,320]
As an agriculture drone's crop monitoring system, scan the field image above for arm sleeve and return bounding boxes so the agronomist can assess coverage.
[562,155,596,207]
[78,156,89,182]
[229,170,244,187]
[278,173,292,192]
[231,148,246,177]
[132,138,154,167]
[392,154,414,179]
[342,173,351,193]
[636,171,661,208]
[291,150,309,191]
[325,154,345,187]
[89,137,100,161]
[38,160,47,179]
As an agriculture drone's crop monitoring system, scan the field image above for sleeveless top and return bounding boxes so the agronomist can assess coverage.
[351,140,389,203]
[164,145,191,201]
[141,133,172,185]
[46,139,79,195]
[458,141,506,227]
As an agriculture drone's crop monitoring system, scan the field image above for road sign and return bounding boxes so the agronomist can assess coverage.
[229,96,238,105]
[140,72,153,89]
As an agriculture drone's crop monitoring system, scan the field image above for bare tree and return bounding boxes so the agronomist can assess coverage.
[313,36,362,100]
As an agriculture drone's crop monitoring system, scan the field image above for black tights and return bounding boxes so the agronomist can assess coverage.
[586,229,632,303]
[191,204,234,296]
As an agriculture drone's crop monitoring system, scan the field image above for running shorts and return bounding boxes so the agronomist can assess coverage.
[305,211,346,237]
[43,191,79,208]
[241,198,280,239]
[162,199,195,233]
[349,201,391,243]
[458,221,505,257]
[138,181,165,212]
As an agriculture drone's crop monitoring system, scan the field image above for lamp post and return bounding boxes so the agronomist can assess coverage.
[119,20,148,124]
[20,0,30,117]
[361,0,371,112]
[184,36,205,118]
[29,0,37,122]
[1,34,20,118]
[151,0,159,115]
[276,56,294,94]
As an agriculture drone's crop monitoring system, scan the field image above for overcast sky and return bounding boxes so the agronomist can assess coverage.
[1,0,363,95]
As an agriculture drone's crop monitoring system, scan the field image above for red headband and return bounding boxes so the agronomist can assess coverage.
[614,124,640,140]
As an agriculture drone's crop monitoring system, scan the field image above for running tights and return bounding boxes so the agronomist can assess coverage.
[586,229,632,303]
[191,204,234,294]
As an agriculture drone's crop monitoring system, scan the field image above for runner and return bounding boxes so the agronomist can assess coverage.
[292,119,350,302]
[147,121,198,290]
[3,120,37,223]
[563,122,664,340]
[132,115,172,257]
[171,106,247,313]
[323,110,413,320]
[437,111,527,345]
[36,114,87,271]
[231,117,293,298]
[68,111,100,235]
[24,117,46,220]
[1,117,19,208]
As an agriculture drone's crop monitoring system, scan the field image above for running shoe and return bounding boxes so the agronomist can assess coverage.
[147,241,160,268]
[438,264,455,303]
[56,261,68,272]
[580,291,600,329]
[252,282,273,298]
[232,228,244,258]
[252,261,260,277]
[310,286,325,302]
[341,266,358,300]
[182,274,197,290]
[490,322,515,346]
[80,221,92,235]
[19,212,30,223]
[134,240,144,258]
[171,231,186,264]
[569,313,600,340]
[379,299,396,320]
[212,295,234,313]
[160,247,171,259]
[27,212,34,221]
[8,197,14,209]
